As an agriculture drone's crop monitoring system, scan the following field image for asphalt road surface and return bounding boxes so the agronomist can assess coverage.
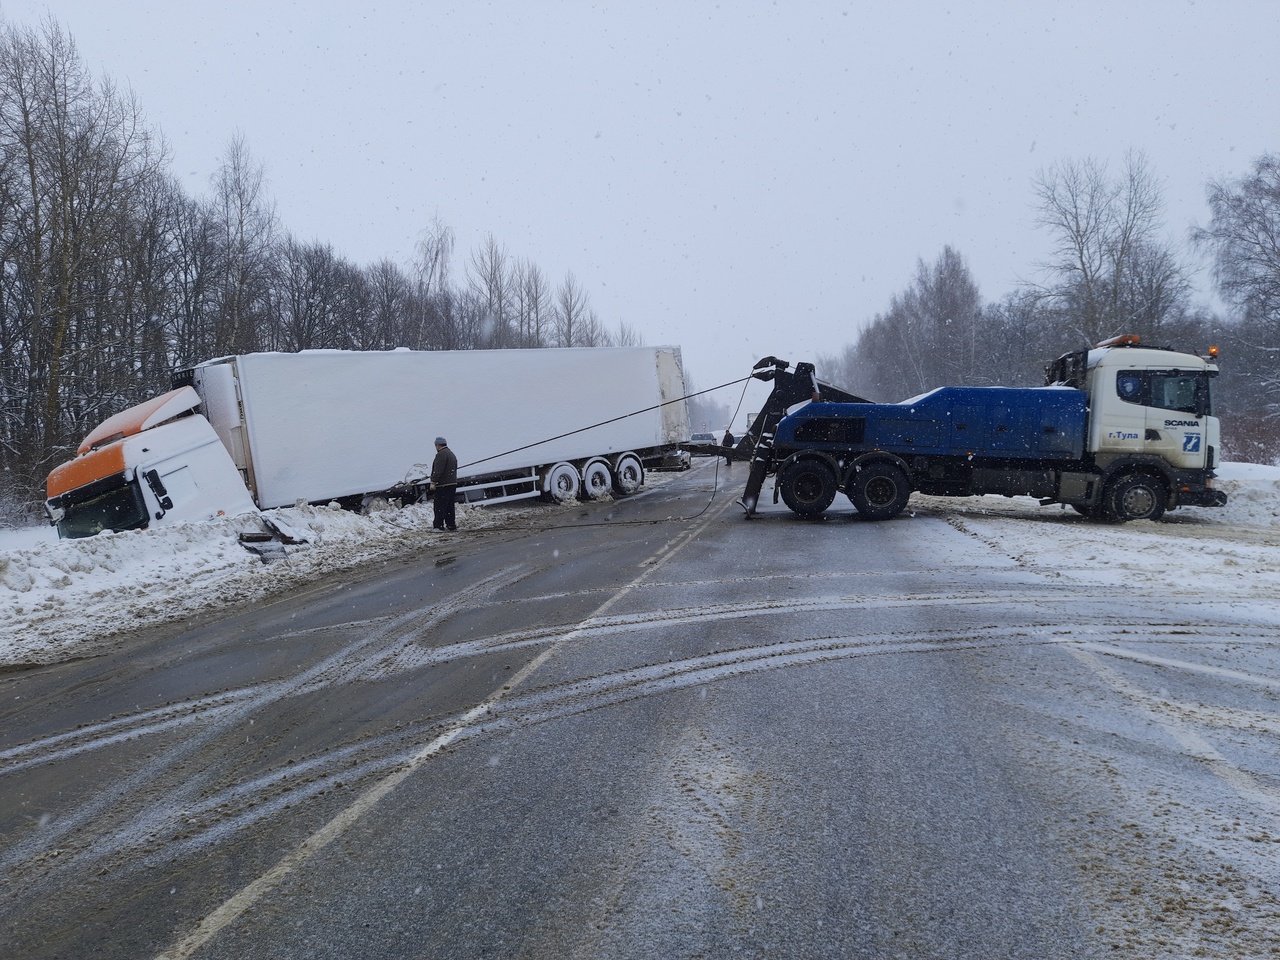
[3,460,1277,958]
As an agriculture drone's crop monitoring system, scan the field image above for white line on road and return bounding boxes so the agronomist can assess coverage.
[1066,646,1280,812]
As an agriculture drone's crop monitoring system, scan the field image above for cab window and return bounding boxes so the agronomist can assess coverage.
[1115,370,1212,416]
[1151,373,1200,414]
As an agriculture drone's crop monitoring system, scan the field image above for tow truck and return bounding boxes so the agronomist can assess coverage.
[713,336,1227,523]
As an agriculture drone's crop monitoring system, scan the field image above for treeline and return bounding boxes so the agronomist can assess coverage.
[818,153,1280,464]
[0,21,634,513]
[5,19,1279,519]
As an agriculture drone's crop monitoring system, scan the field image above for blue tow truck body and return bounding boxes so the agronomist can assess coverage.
[731,340,1227,523]
[776,386,1086,465]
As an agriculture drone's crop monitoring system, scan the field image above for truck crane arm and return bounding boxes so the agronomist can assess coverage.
[735,357,871,516]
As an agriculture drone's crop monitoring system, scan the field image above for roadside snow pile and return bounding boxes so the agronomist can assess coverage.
[0,470,689,669]
[914,462,1280,598]
[1210,461,1280,526]
[0,499,510,668]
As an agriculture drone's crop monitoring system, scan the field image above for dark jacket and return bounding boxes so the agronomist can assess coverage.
[430,445,458,487]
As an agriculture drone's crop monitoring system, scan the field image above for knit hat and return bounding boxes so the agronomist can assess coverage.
[435,437,447,446]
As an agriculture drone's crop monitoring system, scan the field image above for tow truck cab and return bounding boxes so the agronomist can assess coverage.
[1055,337,1220,473]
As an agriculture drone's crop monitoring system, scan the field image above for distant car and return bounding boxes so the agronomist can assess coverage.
[653,449,692,471]
[688,432,718,456]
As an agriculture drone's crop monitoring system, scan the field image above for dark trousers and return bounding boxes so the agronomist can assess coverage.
[433,486,456,529]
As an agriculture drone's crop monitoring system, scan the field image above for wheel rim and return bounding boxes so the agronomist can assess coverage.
[547,463,579,501]
[613,454,643,494]
[795,472,825,506]
[865,476,898,507]
[1121,484,1157,518]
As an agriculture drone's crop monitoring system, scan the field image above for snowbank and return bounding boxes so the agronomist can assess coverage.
[0,496,567,668]
[909,463,1280,602]
[1,464,1276,669]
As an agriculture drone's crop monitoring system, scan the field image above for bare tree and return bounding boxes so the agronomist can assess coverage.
[0,18,164,469]
[1032,151,1191,344]
[576,308,608,347]
[553,270,589,347]
[168,192,221,367]
[1194,153,1280,421]
[211,132,275,355]
[270,236,350,351]
[466,234,512,347]
[611,319,644,347]
[1195,154,1280,335]
[365,257,413,350]
[411,214,455,349]
[513,258,551,347]
[843,247,985,399]
[414,213,454,300]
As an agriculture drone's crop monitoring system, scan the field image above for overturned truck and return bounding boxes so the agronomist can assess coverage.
[46,347,692,538]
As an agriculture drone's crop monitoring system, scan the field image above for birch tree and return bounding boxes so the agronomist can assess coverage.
[210,133,275,355]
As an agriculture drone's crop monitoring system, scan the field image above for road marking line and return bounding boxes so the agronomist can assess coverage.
[1075,640,1280,692]
[1067,646,1280,811]
[155,495,734,960]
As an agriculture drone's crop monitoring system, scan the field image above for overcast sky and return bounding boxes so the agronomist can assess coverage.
[2,1,1276,405]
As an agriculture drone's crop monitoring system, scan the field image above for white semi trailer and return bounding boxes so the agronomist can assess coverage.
[45,346,691,538]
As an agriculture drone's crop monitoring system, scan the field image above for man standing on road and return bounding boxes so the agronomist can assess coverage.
[430,437,458,531]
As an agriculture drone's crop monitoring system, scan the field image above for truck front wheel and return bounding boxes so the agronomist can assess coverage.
[1104,473,1167,522]
[778,460,837,519]
[847,462,911,521]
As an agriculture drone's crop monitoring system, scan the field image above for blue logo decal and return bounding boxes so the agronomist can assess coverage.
[1182,433,1201,453]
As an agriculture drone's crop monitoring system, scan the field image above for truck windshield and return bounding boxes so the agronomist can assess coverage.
[1116,370,1213,416]
[55,477,149,539]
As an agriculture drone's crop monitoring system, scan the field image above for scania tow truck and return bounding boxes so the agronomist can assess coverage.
[726,335,1227,523]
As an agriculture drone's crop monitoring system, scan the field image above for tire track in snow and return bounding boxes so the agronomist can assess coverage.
[0,564,527,879]
[26,620,1271,876]
[6,590,1273,779]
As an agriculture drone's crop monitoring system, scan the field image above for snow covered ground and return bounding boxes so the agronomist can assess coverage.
[0,472,689,669]
[1,463,1276,670]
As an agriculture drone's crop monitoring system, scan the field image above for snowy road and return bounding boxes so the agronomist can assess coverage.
[2,461,1279,958]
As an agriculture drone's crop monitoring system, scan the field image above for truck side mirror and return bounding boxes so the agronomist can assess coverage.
[143,469,174,514]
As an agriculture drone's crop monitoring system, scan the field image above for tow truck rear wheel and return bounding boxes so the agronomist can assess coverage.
[1104,473,1166,522]
[847,462,911,521]
[778,460,837,519]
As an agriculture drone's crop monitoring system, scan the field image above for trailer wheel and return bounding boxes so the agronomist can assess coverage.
[1104,473,1166,522]
[544,462,581,502]
[611,453,644,495]
[778,460,837,519]
[847,462,911,521]
[581,459,613,500]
